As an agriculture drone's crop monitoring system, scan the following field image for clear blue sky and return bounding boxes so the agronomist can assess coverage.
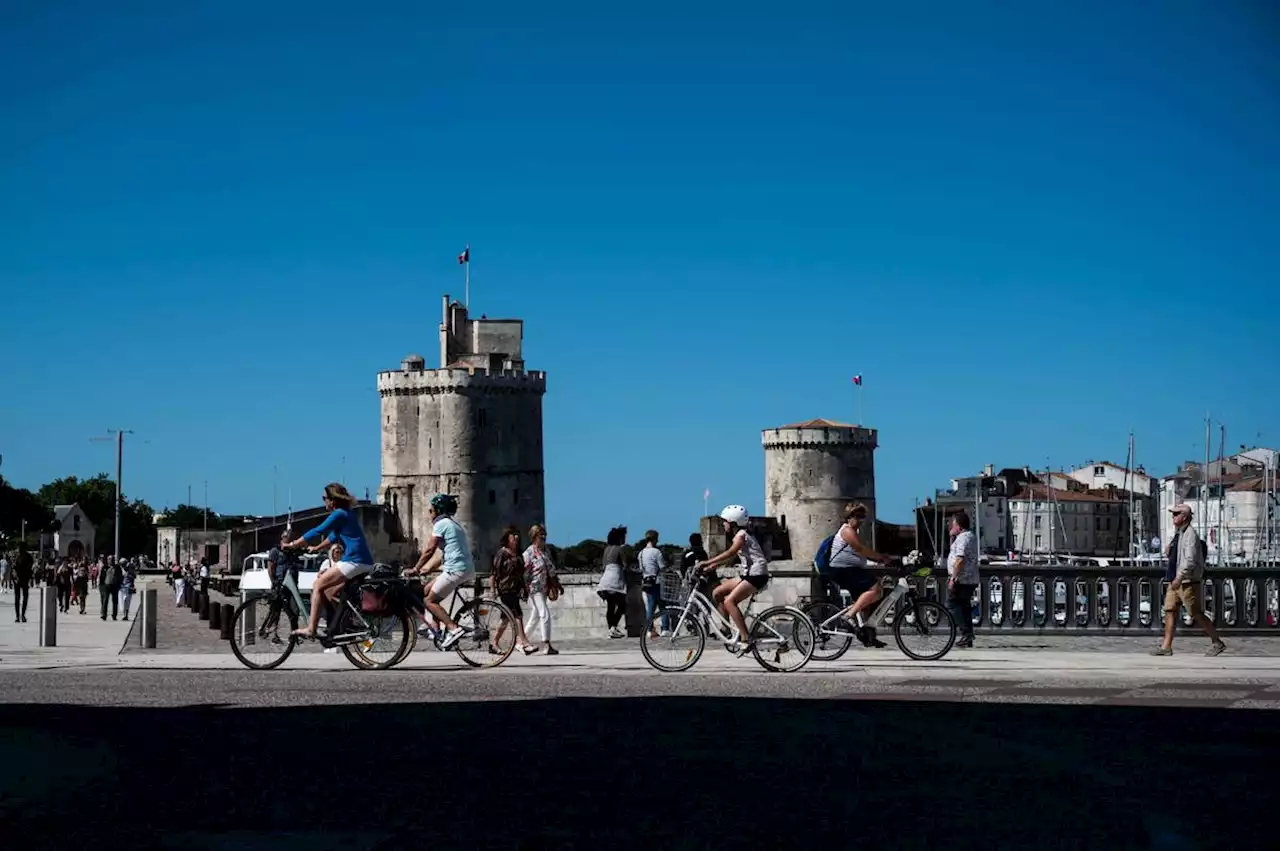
[2,1,1277,546]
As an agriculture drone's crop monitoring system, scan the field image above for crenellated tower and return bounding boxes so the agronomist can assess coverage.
[379,295,546,568]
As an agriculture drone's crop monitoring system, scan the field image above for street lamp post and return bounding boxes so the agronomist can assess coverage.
[91,429,134,560]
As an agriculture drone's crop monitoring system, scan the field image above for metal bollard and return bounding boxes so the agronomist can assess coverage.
[208,599,221,630]
[38,586,57,647]
[198,592,210,620]
[220,603,234,640]
[140,588,157,648]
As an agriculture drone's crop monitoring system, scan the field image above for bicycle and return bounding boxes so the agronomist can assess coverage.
[228,569,413,671]
[804,565,957,662]
[640,566,816,673]
[400,572,518,668]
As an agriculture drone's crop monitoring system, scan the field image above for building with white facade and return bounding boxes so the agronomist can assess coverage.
[48,504,95,560]
[1009,484,1132,557]
[1158,451,1279,564]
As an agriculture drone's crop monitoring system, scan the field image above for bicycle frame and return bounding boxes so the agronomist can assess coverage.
[816,576,914,635]
[669,581,794,650]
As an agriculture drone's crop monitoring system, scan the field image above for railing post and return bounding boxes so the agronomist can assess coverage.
[220,603,234,640]
[38,585,57,647]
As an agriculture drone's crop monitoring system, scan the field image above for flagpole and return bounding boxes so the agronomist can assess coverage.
[464,245,470,309]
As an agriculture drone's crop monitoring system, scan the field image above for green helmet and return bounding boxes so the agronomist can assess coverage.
[430,493,458,515]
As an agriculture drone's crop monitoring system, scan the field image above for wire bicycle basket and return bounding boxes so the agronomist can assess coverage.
[660,568,691,606]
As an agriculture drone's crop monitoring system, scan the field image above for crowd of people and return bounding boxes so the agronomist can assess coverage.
[0,548,150,623]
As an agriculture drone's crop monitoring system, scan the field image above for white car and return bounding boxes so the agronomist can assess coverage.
[239,552,330,597]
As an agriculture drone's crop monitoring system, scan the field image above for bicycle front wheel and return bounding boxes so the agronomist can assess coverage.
[750,606,816,672]
[893,599,956,661]
[453,598,517,668]
[640,607,705,672]
[229,596,297,670]
[803,601,854,662]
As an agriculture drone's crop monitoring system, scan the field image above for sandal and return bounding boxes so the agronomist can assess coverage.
[521,645,539,655]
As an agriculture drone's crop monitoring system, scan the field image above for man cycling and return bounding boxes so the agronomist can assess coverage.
[268,531,307,619]
[829,502,899,648]
[403,493,473,650]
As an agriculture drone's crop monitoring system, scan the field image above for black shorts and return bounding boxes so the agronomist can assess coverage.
[499,591,523,620]
[740,574,769,591]
[829,567,875,596]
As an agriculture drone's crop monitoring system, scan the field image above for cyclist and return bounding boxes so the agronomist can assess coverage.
[696,504,769,652]
[403,493,472,650]
[286,482,375,639]
[268,531,307,617]
[829,502,899,647]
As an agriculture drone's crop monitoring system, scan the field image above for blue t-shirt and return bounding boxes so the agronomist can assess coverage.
[433,516,474,575]
[303,508,374,566]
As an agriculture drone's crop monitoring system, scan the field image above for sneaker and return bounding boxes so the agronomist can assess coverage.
[608,628,624,639]
[1205,642,1226,657]
[956,638,974,649]
[545,647,559,656]
[440,626,466,650]
[1149,647,1173,656]
[323,647,338,654]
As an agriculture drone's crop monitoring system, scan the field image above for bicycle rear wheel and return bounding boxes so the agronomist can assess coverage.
[229,596,297,670]
[750,606,816,672]
[341,607,413,670]
[893,599,956,661]
[453,598,517,668]
[640,607,705,672]
[803,601,854,662]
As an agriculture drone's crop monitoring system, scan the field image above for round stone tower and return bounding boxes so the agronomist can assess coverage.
[762,419,878,563]
[379,296,546,569]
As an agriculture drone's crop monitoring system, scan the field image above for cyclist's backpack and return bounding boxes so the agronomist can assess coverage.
[813,534,837,575]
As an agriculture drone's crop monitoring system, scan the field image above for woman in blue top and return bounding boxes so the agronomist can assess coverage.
[285,482,374,639]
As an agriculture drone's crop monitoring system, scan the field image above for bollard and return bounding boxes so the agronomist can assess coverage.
[220,603,234,640]
[189,586,199,612]
[141,588,157,648]
[38,586,58,647]
[198,592,210,621]
[208,599,221,630]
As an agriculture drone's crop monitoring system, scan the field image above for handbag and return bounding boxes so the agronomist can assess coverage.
[546,574,564,602]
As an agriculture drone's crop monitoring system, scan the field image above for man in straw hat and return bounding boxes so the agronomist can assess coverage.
[1151,503,1226,657]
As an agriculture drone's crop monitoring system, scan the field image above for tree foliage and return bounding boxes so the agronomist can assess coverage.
[155,503,230,531]
[0,476,55,541]
[31,473,157,557]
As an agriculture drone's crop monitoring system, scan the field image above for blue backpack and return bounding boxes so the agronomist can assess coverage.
[813,534,837,575]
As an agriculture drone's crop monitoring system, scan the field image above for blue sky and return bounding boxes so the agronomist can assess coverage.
[2,0,1277,546]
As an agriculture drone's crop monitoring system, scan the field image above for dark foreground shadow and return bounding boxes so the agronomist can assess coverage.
[1,697,1276,851]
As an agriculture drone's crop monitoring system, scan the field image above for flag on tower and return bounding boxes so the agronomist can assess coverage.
[457,246,469,265]
[852,375,863,386]
[703,488,710,501]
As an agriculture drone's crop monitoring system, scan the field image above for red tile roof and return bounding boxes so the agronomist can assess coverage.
[777,418,857,429]
[1013,484,1131,503]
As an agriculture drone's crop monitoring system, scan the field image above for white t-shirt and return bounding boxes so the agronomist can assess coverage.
[735,530,769,577]
[433,516,474,575]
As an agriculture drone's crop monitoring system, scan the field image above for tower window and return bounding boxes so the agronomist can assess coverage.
[488,489,496,505]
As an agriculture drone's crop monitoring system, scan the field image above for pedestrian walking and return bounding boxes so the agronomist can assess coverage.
[173,563,185,607]
[596,526,628,639]
[522,524,559,655]
[55,561,73,612]
[73,562,89,614]
[0,552,10,591]
[120,565,136,621]
[1151,503,1227,657]
[12,546,33,623]
[199,557,211,596]
[490,527,536,655]
[638,529,668,638]
[946,511,979,648]
[100,558,122,620]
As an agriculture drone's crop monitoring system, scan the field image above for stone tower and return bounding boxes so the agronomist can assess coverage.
[379,295,546,569]
[762,419,878,563]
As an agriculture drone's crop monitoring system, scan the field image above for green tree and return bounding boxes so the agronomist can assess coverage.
[37,474,116,526]
[0,477,56,542]
[34,473,158,557]
[155,503,229,530]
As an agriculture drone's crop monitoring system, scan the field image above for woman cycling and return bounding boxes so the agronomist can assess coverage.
[286,482,374,639]
[403,493,473,650]
[697,505,769,652]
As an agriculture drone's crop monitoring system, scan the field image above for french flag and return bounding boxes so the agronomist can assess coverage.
[852,375,862,386]
[457,246,469,265]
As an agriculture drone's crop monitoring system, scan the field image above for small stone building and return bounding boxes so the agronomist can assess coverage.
[51,503,96,561]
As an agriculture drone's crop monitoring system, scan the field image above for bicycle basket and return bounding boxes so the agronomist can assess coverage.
[659,569,689,605]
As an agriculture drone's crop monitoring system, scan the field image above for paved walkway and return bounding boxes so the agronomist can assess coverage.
[0,585,134,666]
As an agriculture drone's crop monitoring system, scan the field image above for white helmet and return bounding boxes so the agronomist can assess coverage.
[719,505,749,526]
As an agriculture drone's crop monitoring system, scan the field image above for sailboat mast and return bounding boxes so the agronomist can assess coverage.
[1218,424,1226,565]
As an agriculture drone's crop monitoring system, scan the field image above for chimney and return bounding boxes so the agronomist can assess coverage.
[984,464,994,477]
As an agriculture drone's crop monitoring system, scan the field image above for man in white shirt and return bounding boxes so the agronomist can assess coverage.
[946,512,980,648]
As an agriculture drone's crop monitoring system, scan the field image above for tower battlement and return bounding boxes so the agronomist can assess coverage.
[761,420,878,450]
[377,368,547,396]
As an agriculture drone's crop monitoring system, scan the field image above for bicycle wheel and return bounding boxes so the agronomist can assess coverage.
[229,595,297,670]
[341,607,412,670]
[453,598,517,668]
[750,606,816,672]
[803,601,855,662]
[640,607,705,672]
[893,599,956,661]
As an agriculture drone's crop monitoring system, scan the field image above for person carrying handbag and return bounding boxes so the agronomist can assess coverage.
[522,524,560,656]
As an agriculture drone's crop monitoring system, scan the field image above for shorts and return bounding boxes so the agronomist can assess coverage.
[336,561,373,580]
[430,570,475,601]
[1163,581,1203,617]
[830,566,876,596]
[739,573,769,592]
[500,591,524,620]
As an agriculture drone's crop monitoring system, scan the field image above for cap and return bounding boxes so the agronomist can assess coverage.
[1169,503,1193,515]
